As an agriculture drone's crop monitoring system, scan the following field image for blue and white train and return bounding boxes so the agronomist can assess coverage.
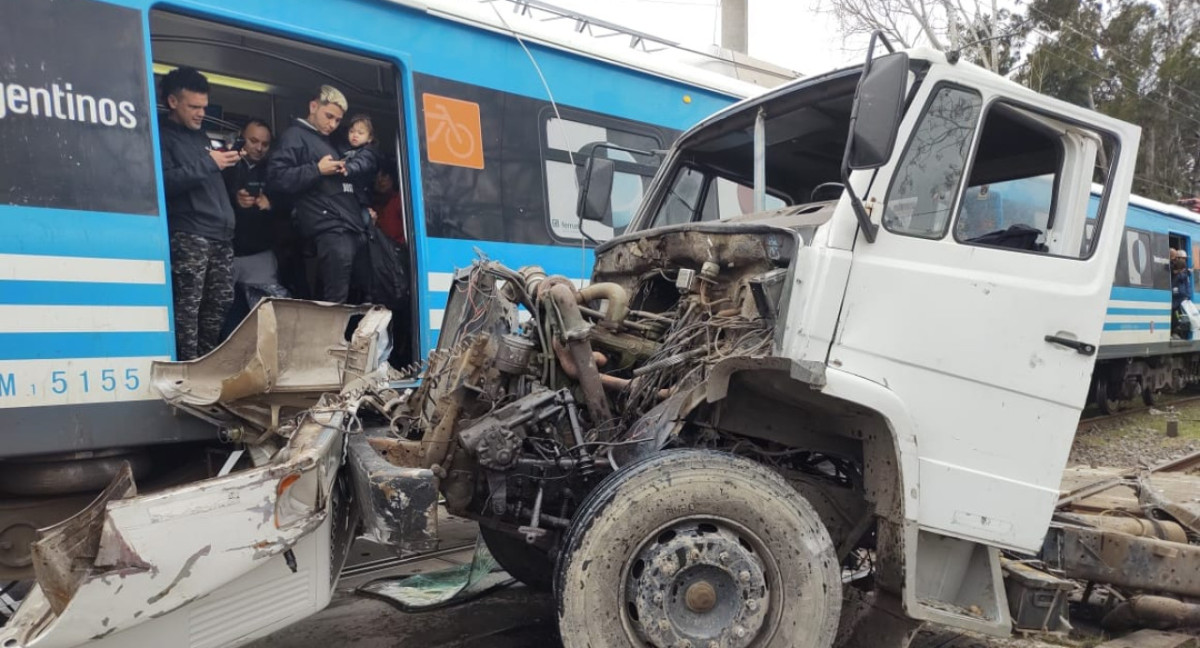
[1092,194,1200,413]
[0,0,761,577]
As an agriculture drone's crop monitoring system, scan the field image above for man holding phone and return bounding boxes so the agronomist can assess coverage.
[267,85,367,304]
[221,118,287,333]
[158,67,240,360]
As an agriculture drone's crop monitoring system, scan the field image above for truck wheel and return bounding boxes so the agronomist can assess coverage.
[555,450,841,648]
[479,525,552,591]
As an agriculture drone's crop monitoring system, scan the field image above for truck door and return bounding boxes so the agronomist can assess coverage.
[831,73,1140,552]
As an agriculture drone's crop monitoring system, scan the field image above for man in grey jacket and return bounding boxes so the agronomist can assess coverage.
[158,67,241,360]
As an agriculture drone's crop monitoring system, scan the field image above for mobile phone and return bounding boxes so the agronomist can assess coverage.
[231,137,246,152]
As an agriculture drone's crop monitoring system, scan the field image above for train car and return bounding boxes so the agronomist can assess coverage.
[1092,193,1200,413]
[0,0,762,582]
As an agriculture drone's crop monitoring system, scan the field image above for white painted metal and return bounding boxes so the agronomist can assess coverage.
[826,56,1140,554]
[0,416,347,648]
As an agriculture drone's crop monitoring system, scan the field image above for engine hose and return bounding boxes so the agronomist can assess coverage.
[546,283,613,424]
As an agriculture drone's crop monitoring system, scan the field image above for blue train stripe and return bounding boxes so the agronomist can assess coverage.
[0,281,170,307]
[1102,322,1159,331]
[1106,307,1172,316]
[1109,286,1170,302]
[0,332,175,361]
[0,206,166,260]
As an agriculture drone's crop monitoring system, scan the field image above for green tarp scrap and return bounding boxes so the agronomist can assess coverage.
[357,537,515,612]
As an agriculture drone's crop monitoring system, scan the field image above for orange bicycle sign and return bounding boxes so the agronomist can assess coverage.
[422,93,485,169]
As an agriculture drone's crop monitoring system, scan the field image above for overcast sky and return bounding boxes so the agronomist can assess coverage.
[540,0,865,76]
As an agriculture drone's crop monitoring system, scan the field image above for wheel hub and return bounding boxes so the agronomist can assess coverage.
[625,521,769,648]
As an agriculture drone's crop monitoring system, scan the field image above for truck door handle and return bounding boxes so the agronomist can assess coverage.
[1044,335,1096,356]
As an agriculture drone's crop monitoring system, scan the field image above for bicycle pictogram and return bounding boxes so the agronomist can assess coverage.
[422,93,485,169]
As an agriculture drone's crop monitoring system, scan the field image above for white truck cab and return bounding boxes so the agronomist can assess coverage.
[612,39,1137,641]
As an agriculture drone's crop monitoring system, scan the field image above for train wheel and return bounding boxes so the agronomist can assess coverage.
[479,525,552,591]
[1095,377,1120,415]
[555,450,841,648]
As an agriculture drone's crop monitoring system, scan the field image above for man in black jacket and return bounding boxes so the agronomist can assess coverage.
[158,67,241,360]
[267,85,366,303]
[221,119,289,336]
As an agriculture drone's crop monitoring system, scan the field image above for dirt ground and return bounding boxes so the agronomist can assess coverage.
[1071,396,1200,469]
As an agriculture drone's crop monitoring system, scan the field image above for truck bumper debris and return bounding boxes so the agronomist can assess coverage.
[0,299,396,648]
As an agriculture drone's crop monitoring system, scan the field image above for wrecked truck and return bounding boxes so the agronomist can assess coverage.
[1,37,1147,648]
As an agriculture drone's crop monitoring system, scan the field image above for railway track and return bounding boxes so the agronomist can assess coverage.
[1077,393,1200,427]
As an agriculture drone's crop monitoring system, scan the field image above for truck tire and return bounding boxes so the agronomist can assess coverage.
[479,524,553,591]
[555,450,841,648]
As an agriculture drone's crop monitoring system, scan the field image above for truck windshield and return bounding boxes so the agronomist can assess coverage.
[645,68,864,228]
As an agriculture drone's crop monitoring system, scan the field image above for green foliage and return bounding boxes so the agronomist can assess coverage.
[1015,0,1200,200]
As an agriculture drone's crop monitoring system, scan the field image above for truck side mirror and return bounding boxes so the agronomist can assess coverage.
[577,155,615,223]
[841,32,908,243]
[847,51,909,169]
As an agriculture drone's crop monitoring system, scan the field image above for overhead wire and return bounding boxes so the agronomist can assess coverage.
[486,1,591,283]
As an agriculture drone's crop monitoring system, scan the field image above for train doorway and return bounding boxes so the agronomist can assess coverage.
[149,10,416,365]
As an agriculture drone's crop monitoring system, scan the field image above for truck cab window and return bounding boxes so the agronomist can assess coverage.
[953,102,1114,258]
[699,177,786,221]
[655,166,707,226]
[882,85,983,239]
[654,168,787,226]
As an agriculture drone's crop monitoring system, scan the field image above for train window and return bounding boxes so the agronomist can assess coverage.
[953,100,1116,259]
[543,116,663,243]
[881,85,983,239]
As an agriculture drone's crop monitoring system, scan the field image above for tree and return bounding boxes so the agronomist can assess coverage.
[1017,0,1200,200]
[819,0,1023,73]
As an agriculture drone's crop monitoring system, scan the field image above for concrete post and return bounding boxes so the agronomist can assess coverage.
[721,0,749,54]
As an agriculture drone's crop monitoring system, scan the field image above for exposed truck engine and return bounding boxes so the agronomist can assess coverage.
[374,222,828,553]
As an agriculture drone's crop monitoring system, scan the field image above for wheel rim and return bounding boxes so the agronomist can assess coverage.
[622,519,775,648]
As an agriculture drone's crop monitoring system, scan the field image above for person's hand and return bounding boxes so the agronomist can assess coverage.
[318,155,345,176]
[255,194,271,211]
[210,149,241,170]
[235,189,256,208]
[368,207,378,224]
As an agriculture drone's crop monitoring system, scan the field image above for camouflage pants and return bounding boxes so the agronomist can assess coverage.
[170,231,234,361]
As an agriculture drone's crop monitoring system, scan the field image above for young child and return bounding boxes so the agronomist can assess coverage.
[340,114,381,228]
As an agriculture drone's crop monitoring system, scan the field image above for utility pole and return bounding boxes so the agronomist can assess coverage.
[721,0,748,54]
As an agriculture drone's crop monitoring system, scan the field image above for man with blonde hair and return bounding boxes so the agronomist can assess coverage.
[267,84,368,303]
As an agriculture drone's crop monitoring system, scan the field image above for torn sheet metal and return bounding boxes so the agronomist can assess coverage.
[0,299,396,648]
[30,463,137,615]
[346,432,439,554]
[152,299,374,433]
[0,411,348,648]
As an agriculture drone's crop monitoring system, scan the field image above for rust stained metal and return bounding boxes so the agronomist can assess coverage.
[1138,474,1200,539]
[94,516,154,574]
[145,545,211,604]
[1102,595,1200,633]
[1054,512,1189,543]
[1043,525,1200,597]
[346,434,439,555]
[30,462,137,615]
